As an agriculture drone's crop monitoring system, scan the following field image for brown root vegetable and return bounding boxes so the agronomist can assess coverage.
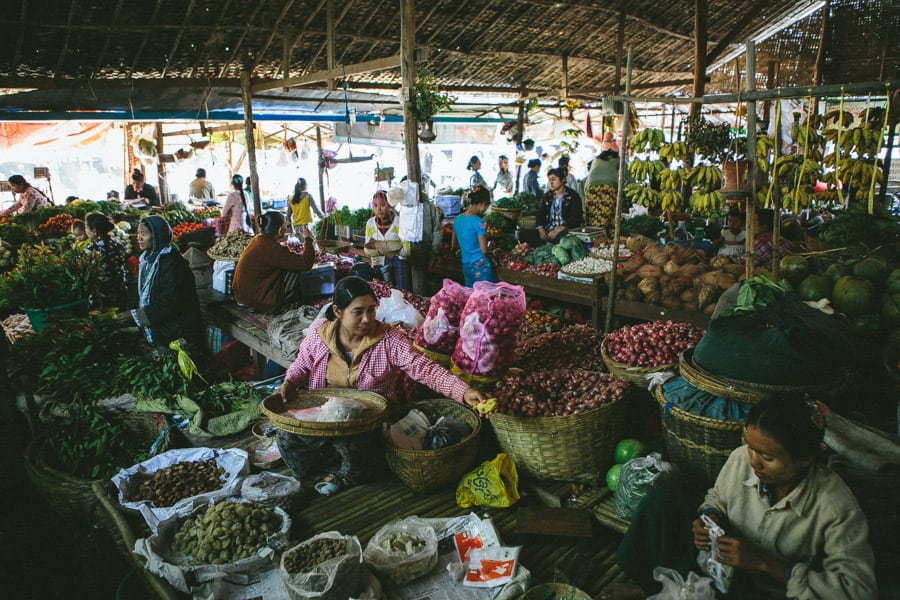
[624,271,642,285]
[722,262,745,276]
[661,294,682,310]
[710,255,732,269]
[637,264,663,279]
[667,277,692,295]
[625,235,652,253]
[698,270,737,290]
[638,277,660,295]
[680,288,698,303]
[622,255,646,273]
[703,303,717,316]
[677,264,706,280]
[697,284,718,309]
[664,259,680,275]
[660,274,671,288]
[624,286,642,301]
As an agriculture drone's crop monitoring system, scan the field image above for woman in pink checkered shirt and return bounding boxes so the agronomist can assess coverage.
[278,276,487,495]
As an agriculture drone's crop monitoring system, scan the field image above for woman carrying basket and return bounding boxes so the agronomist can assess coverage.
[278,276,487,496]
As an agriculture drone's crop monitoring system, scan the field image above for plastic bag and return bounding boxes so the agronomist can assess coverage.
[452,281,526,377]
[423,416,472,450]
[362,517,439,586]
[280,531,363,600]
[415,279,473,355]
[614,452,676,520]
[463,546,521,588]
[696,514,734,594]
[647,567,716,600]
[383,408,431,450]
[376,289,424,329]
[456,453,520,508]
[211,260,236,293]
[318,396,368,422]
[240,472,301,510]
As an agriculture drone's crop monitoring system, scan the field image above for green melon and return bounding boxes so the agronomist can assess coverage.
[831,276,876,317]
[886,268,900,295]
[853,257,887,286]
[797,274,833,302]
[824,262,852,283]
[780,255,810,285]
[883,293,900,328]
[851,313,882,340]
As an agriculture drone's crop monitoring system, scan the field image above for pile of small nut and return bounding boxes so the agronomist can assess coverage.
[283,538,347,573]
[379,532,427,557]
[174,501,280,565]
[132,460,227,507]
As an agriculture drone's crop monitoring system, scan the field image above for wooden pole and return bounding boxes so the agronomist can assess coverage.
[400,0,421,187]
[690,0,708,120]
[240,70,262,226]
[605,46,633,333]
[878,90,899,205]
[315,124,326,214]
[155,122,169,203]
[744,41,758,281]
[326,0,335,91]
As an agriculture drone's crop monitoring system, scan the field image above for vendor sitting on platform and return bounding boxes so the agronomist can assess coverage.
[232,211,315,314]
[741,208,793,268]
[617,396,877,599]
[277,276,487,496]
[520,167,583,246]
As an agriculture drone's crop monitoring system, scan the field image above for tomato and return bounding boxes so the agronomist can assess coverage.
[614,438,648,464]
[605,464,622,492]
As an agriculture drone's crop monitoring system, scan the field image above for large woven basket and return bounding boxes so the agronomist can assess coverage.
[385,399,482,492]
[490,207,521,225]
[363,240,404,258]
[601,337,677,389]
[412,343,452,368]
[316,239,352,254]
[653,385,744,487]
[518,214,536,230]
[680,348,848,403]
[489,387,629,480]
[262,389,389,437]
[23,436,104,518]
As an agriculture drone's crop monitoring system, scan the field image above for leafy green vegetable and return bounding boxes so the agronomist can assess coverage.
[620,215,665,239]
[729,276,789,314]
[189,381,262,417]
[819,204,900,248]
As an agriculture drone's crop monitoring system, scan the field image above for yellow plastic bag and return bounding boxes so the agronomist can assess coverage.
[456,453,520,508]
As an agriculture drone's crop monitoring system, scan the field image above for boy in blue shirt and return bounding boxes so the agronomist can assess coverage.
[452,187,498,287]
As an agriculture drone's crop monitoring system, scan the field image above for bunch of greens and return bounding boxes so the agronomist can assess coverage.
[819,204,900,248]
[728,276,790,314]
[11,206,66,231]
[684,115,733,164]
[0,244,100,310]
[621,215,665,239]
[46,399,147,479]
[0,222,31,246]
[113,352,193,400]
[63,199,120,220]
[190,381,262,418]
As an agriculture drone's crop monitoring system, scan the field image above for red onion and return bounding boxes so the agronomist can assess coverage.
[493,369,630,417]
[452,282,525,376]
[606,320,704,367]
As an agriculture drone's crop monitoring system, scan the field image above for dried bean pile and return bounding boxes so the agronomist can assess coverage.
[514,325,606,371]
[606,320,704,367]
[284,538,347,573]
[174,501,280,565]
[494,369,629,417]
[131,459,226,507]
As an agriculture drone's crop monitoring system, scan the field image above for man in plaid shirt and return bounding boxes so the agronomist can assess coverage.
[741,208,793,268]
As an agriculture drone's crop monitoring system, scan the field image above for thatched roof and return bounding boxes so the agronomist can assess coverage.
[0,0,896,119]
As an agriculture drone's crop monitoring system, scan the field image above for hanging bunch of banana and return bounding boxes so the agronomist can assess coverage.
[774,154,821,213]
[624,183,661,208]
[658,141,688,162]
[755,136,775,175]
[629,128,666,153]
[628,158,666,183]
[687,164,724,216]
[657,167,689,213]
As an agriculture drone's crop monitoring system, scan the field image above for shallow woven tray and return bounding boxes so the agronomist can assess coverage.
[261,389,389,437]
[489,385,629,480]
[680,348,847,403]
[206,250,242,262]
[363,240,404,258]
[316,239,352,253]
[600,336,677,389]
[518,215,536,230]
[24,437,103,518]
[653,384,744,487]
[385,399,482,492]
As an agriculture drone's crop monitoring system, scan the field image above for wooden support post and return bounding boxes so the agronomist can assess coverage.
[745,41,758,281]
[316,125,326,214]
[401,0,426,295]
[614,11,625,94]
[155,122,169,203]
[561,54,569,104]
[240,70,262,226]
[691,0,708,120]
[605,46,633,333]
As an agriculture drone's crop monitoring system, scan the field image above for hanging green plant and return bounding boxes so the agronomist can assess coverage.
[410,68,456,124]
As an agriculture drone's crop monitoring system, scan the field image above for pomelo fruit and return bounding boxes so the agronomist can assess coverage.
[824,262,852,283]
[780,255,810,285]
[853,257,887,287]
[614,438,648,464]
[797,274,833,302]
[882,293,900,328]
[851,313,882,340]
[606,464,622,492]
[832,276,875,317]
[886,268,900,295]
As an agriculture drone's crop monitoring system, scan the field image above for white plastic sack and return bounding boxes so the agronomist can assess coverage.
[241,472,302,510]
[133,499,291,594]
[398,203,424,243]
[318,397,368,422]
[212,260,236,293]
[280,531,364,600]
[112,447,250,532]
[363,517,439,586]
[647,567,716,600]
[376,289,424,329]
[614,452,675,521]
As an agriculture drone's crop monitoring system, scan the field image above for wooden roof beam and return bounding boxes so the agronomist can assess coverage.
[127,0,165,78]
[249,0,296,73]
[445,0,500,49]
[336,0,388,65]
[53,0,80,79]
[299,0,357,83]
[520,0,693,42]
[253,54,402,93]
[424,0,472,45]
[188,0,235,78]
[11,0,28,75]
[216,0,269,78]
[288,0,327,56]
[160,0,198,78]
[705,0,769,65]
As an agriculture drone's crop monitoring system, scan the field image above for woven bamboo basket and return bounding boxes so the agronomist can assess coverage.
[653,385,744,487]
[680,348,848,403]
[600,337,677,389]
[489,388,629,480]
[412,343,453,368]
[363,240,404,258]
[262,388,388,437]
[385,399,482,492]
[490,207,521,225]
[518,214,537,230]
[450,362,501,392]
[316,239,352,253]
[23,436,105,518]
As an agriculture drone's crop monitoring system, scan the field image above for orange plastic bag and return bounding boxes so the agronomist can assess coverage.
[456,453,520,508]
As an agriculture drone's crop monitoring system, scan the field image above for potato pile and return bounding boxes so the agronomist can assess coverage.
[132,460,227,507]
[283,538,347,573]
[174,501,280,565]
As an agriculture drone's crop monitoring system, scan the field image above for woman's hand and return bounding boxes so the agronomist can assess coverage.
[716,535,781,576]
[463,387,486,407]
[279,379,298,400]
[692,512,721,550]
[538,228,549,241]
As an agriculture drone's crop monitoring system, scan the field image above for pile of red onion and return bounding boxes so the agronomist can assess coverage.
[524,263,561,277]
[494,370,630,417]
[606,320,704,367]
[452,282,526,377]
[414,279,472,355]
[514,324,606,371]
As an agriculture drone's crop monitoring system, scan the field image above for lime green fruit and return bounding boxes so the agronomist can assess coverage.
[606,464,622,492]
[780,255,810,285]
[615,438,648,464]
[832,276,875,317]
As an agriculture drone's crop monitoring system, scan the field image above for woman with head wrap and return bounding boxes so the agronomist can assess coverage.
[119,215,203,355]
